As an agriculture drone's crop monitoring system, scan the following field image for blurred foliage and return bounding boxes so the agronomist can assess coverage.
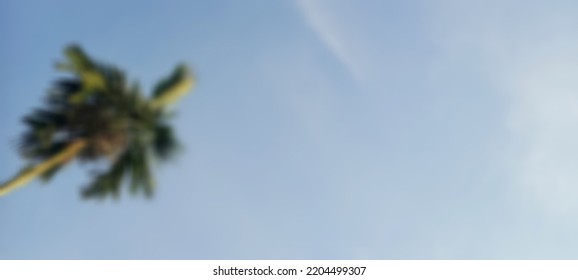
[13,44,194,199]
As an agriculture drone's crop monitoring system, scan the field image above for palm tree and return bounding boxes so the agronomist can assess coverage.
[0,45,195,199]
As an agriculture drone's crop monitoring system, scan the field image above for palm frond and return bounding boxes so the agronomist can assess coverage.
[152,123,180,162]
[62,45,95,72]
[82,148,131,199]
[128,143,155,198]
[56,45,109,104]
[149,64,194,110]
[23,109,67,129]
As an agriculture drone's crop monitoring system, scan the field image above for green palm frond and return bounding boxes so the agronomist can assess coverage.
[56,45,113,104]
[82,143,156,199]
[20,108,70,159]
[152,122,181,162]
[59,45,95,72]
[152,64,188,98]
[82,149,131,199]
[128,143,155,197]
[150,64,194,110]
[23,109,67,128]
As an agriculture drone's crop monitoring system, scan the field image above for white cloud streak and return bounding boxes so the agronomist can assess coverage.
[295,0,365,82]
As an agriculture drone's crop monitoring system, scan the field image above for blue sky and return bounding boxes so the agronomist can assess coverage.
[2,0,578,259]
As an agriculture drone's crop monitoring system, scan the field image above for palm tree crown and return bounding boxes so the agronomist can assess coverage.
[0,45,195,199]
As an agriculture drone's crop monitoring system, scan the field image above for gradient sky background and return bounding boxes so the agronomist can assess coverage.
[2,0,578,259]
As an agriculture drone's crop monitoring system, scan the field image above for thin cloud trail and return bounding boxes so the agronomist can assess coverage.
[295,0,364,82]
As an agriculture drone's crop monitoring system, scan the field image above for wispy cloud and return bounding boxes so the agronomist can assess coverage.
[430,0,578,215]
[507,45,578,215]
[295,0,365,82]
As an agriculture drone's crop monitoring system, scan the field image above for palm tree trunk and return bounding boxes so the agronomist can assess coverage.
[0,139,87,196]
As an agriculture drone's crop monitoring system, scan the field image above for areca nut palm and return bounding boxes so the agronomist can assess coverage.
[0,45,195,199]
